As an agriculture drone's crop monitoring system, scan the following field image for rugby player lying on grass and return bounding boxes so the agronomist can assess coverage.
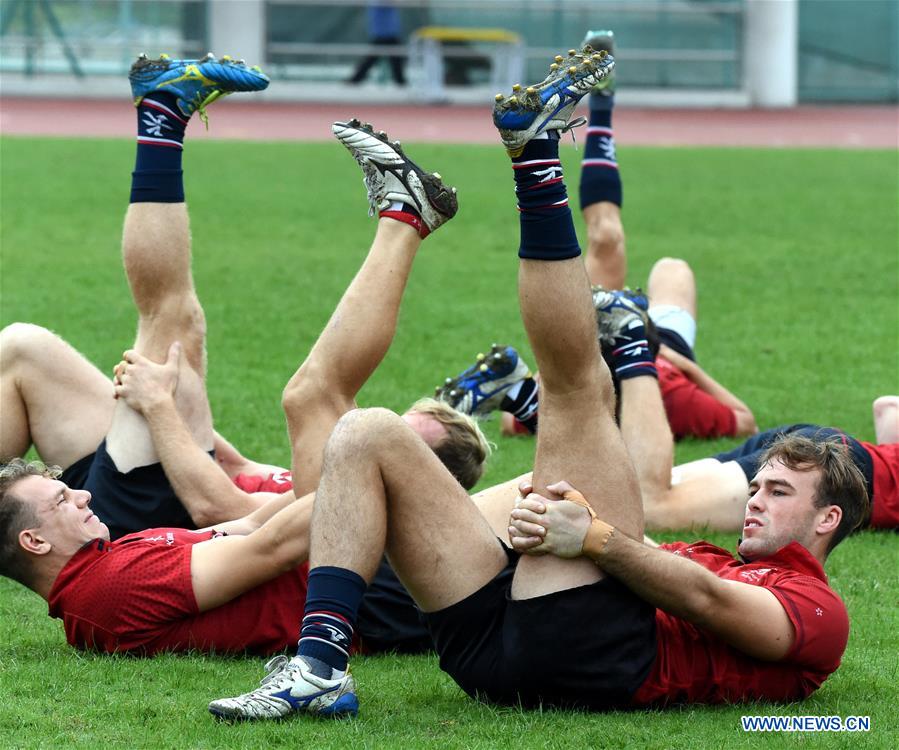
[209,47,870,720]
[0,56,498,656]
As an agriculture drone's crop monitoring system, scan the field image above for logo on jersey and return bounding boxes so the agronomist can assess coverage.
[739,567,773,582]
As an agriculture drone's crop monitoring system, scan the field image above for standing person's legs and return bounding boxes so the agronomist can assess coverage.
[281,120,457,496]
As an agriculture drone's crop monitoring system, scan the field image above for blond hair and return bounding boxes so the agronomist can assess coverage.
[408,398,492,490]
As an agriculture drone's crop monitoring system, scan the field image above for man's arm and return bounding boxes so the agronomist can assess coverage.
[509,486,794,661]
[114,343,280,525]
[659,345,757,436]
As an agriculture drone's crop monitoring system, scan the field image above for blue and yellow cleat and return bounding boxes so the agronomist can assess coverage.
[435,344,532,417]
[129,52,269,124]
[492,46,614,157]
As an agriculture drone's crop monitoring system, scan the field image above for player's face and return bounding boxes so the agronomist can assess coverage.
[402,410,449,450]
[16,475,110,552]
[738,459,822,560]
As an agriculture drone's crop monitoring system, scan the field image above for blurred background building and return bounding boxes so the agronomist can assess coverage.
[1,0,896,107]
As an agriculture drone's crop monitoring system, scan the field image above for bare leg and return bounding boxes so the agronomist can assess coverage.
[310,408,507,611]
[106,202,213,472]
[0,323,114,467]
[647,257,697,319]
[512,255,643,599]
[282,219,421,496]
[583,202,626,289]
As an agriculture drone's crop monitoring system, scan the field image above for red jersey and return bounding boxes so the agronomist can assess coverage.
[632,541,848,706]
[861,442,899,528]
[233,469,293,494]
[656,355,737,439]
[47,527,308,656]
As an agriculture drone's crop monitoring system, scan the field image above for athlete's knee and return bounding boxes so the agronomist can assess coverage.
[325,407,402,460]
[282,362,353,425]
[587,214,624,259]
[650,257,692,281]
[0,323,57,369]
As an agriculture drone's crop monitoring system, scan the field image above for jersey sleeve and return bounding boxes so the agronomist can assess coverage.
[765,575,849,673]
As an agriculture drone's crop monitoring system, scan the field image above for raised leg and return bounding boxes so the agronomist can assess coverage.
[647,256,697,319]
[583,202,626,289]
[282,218,421,496]
[281,120,457,496]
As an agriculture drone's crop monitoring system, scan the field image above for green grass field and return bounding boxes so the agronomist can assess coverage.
[1,136,897,748]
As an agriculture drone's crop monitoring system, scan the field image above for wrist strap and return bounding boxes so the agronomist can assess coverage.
[561,489,615,559]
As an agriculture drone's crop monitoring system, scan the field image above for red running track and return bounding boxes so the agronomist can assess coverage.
[1,97,896,148]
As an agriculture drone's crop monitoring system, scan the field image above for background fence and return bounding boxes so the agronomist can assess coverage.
[1,0,896,105]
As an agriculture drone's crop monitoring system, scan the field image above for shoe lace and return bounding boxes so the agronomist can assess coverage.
[259,655,291,686]
[358,159,387,216]
[191,89,229,129]
[561,115,587,148]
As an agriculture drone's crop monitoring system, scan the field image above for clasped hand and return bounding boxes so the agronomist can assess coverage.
[508,479,593,558]
[112,341,181,413]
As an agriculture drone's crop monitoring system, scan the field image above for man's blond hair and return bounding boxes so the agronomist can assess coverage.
[408,398,492,490]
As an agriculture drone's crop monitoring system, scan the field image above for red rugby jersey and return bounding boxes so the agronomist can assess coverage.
[47,527,308,655]
[861,442,899,528]
[632,541,848,706]
[656,355,737,440]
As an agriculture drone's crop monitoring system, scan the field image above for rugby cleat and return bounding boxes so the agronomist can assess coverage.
[592,286,650,348]
[129,53,269,124]
[493,46,615,157]
[435,344,531,417]
[332,119,458,236]
[208,655,358,721]
[581,30,616,95]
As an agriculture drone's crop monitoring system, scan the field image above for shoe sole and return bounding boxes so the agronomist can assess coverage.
[334,118,458,221]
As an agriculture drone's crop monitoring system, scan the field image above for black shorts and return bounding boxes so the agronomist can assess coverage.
[656,326,696,362]
[425,544,656,711]
[714,424,874,500]
[60,439,195,540]
[356,559,434,655]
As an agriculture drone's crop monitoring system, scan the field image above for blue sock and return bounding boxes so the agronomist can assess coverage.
[610,320,658,381]
[579,94,622,210]
[512,137,580,261]
[297,566,367,677]
[130,92,189,203]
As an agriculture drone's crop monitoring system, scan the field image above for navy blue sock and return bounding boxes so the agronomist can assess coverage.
[579,94,622,210]
[610,320,658,381]
[131,92,189,203]
[513,138,580,260]
[297,566,367,676]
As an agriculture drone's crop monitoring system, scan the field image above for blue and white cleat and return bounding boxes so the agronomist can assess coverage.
[581,30,616,95]
[436,344,531,417]
[332,118,458,235]
[492,46,614,157]
[129,52,269,124]
[591,287,650,347]
[208,655,358,722]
